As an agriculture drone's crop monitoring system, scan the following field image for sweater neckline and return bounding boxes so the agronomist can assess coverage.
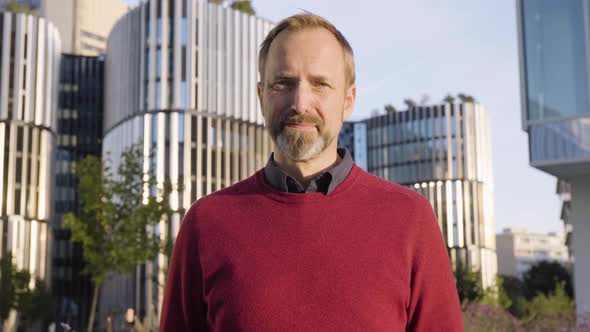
[254,164,362,204]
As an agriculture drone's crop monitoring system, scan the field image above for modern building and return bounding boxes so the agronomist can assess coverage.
[496,228,569,278]
[0,10,61,329]
[0,0,41,11]
[338,121,368,170]
[41,0,128,55]
[98,0,273,327]
[517,0,590,317]
[344,103,497,288]
[52,53,104,330]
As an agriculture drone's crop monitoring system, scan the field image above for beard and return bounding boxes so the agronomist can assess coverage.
[267,111,336,162]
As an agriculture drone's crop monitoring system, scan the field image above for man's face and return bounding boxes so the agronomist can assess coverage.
[258,28,356,162]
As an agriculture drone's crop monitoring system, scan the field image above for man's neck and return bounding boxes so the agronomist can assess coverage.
[274,147,341,187]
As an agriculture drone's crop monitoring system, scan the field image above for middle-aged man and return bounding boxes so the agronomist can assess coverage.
[160,13,463,331]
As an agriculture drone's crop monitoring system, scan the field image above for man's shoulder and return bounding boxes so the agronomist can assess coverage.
[353,167,428,204]
[187,169,264,213]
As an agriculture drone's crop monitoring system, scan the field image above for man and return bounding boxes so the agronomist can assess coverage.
[160,13,463,331]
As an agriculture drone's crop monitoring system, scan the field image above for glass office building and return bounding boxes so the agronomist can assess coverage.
[0,11,60,284]
[52,54,104,331]
[338,121,368,170]
[347,103,497,288]
[99,0,274,326]
[519,0,590,170]
[517,0,590,318]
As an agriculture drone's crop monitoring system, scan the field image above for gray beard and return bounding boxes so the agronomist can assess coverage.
[274,129,334,161]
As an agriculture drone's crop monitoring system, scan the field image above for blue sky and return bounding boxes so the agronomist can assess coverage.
[125,0,563,234]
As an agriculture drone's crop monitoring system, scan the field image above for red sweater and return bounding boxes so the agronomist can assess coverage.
[160,165,463,331]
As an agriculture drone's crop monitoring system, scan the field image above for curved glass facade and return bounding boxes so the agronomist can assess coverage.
[102,0,273,324]
[521,0,590,121]
[0,12,61,281]
[365,103,497,288]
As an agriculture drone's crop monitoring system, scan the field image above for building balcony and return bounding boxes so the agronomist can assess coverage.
[528,115,590,178]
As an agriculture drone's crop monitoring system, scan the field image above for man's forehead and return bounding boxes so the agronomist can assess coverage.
[263,28,345,78]
[270,27,340,52]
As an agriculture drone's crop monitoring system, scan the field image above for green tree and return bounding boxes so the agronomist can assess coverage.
[457,93,475,103]
[0,253,16,328]
[522,281,576,330]
[0,253,50,330]
[63,144,176,332]
[522,260,572,299]
[454,267,483,306]
[499,275,528,318]
[480,276,512,310]
[384,104,397,113]
[16,278,53,329]
[443,94,455,104]
[2,0,34,14]
[403,98,417,109]
[0,253,30,329]
[208,0,256,15]
[231,1,255,15]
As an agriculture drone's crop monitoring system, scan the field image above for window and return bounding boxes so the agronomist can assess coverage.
[522,0,589,120]
[80,42,104,54]
[80,30,106,42]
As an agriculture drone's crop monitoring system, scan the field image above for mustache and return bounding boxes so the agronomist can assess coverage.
[279,113,322,128]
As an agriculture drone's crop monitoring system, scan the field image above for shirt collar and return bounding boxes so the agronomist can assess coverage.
[263,148,354,195]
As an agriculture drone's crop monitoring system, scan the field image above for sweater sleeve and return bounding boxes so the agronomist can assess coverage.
[160,207,208,331]
[406,197,463,331]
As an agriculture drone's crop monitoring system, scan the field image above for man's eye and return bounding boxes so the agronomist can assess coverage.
[271,81,289,90]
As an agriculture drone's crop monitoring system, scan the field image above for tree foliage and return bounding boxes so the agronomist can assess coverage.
[443,94,455,104]
[231,1,255,15]
[63,144,177,332]
[522,260,572,299]
[454,267,484,305]
[208,0,256,15]
[521,281,576,330]
[16,278,52,328]
[0,253,16,322]
[0,253,30,322]
[480,276,512,310]
[384,104,397,113]
[457,93,475,103]
[0,253,51,328]
[499,275,528,318]
[2,0,34,14]
[403,98,417,109]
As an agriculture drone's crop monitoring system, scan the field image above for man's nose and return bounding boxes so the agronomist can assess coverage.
[291,83,313,114]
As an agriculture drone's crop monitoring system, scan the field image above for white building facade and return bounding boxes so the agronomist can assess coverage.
[362,103,497,289]
[0,11,61,279]
[100,0,273,326]
[0,11,61,330]
[496,228,570,278]
[41,0,128,55]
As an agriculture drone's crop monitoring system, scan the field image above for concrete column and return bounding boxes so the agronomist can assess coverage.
[571,175,590,320]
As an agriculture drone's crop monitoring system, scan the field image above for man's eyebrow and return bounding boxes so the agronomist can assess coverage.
[309,74,332,83]
[270,73,333,81]
[268,72,296,80]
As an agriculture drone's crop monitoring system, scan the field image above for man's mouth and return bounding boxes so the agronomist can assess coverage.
[284,122,317,130]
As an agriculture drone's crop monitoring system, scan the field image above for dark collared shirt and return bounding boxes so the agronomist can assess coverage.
[263,148,354,195]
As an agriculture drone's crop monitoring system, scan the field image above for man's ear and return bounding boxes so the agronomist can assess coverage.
[342,83,356,121]
[257,81,264,113]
